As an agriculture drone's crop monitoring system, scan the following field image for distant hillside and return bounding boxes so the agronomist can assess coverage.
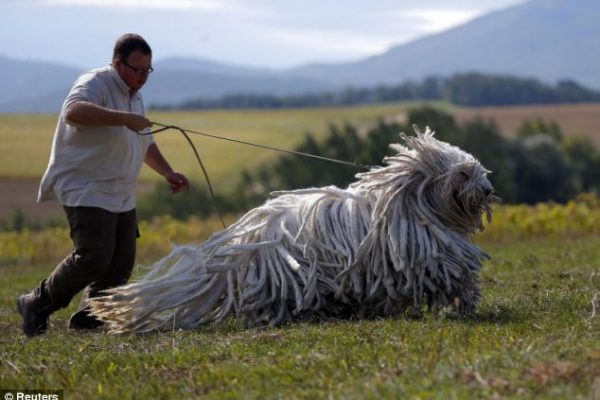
[163,73,600,110]
[287,0,600,89]
[143,69,333,106]
[154,57,274,77]
[0,56,79,113]
[0,0,598,113]
[0,56,335,113]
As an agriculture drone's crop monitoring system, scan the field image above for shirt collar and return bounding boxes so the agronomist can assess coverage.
[109,66,132,96]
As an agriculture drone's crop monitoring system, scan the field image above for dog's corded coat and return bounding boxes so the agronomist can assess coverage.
[90,127,495,332]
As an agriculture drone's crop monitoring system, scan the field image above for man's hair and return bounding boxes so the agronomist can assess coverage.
[113,33,152,61]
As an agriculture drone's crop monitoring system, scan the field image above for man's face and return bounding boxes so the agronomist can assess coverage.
[114,49,153,93]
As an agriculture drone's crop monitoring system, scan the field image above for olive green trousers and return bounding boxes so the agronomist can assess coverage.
[38,206,138,312]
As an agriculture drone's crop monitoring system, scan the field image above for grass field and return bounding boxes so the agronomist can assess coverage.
[1,101,600,220]
[1,201,599,399]
[3,101,600,223]
[0,102,421,221]
[0,102,427,183]
[2,104,599,398]
[2,102,600,183]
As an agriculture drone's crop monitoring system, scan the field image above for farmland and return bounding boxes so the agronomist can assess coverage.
[453,103,600,147]
[0,102,421,182]
[2,102,600,222]
[1,103,599,398]
[0,102,423,221]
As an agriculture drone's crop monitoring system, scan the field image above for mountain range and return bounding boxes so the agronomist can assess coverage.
[1,0,598,113]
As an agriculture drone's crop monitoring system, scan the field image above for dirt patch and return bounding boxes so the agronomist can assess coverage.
[453,103,600,146]
[0,179,155,223]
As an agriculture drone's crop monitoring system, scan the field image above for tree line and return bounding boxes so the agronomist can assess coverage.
[151,73,600,110]
[138,107,600,220]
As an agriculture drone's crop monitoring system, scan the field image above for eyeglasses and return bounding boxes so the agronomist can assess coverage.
[121,59,154,75]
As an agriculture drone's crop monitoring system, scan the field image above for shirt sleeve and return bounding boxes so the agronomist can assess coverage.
[62,71,107,112]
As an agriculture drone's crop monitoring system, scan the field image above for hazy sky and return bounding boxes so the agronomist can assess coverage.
[1,0,527,69]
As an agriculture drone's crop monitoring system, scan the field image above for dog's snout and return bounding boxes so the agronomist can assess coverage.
[484,188,492,196]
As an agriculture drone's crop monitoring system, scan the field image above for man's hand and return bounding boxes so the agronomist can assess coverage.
[123,113,152,132]
[165,171,190,193]
[144,144,188,192]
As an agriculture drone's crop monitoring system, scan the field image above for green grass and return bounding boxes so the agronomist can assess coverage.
[1,235,598,399]
[0,102,440,183]
[1,105,599,398]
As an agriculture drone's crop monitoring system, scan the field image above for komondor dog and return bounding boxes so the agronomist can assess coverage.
[90,126,495,332]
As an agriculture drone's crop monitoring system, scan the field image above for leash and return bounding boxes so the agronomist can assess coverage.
[138,124,227,229]
[149,122,372,170]
[138,121,373,229]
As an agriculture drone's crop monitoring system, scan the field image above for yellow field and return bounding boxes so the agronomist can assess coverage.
[2,101,600,221]
[0,102,432,220]
[0,103,423,183]
[2,101,600,183]
[2,194,599,267]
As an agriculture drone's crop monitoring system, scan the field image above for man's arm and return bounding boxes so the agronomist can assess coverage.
[65,101,151,132]
[145,143,190,193]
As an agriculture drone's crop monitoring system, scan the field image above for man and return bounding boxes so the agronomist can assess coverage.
[17,33,189,336]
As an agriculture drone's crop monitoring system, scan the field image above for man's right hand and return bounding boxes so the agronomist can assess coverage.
[123,113,152,132]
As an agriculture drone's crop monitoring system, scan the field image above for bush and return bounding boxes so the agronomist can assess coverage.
[233,106,599,208]
[137,181,236,221]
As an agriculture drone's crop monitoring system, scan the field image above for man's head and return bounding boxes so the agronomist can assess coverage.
[112,33,153,93]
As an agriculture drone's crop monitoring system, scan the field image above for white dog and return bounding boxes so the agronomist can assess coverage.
[91,126,495,332]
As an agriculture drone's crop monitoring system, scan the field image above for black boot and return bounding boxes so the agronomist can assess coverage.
[68,306,104,330]
[16,284,58,337]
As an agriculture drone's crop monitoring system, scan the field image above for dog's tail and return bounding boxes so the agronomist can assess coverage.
[89,245,234,333]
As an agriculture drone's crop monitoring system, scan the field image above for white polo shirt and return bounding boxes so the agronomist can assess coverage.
[37,66,154,213]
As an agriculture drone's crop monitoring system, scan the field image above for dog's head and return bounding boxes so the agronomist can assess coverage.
[441,153,495,233]
[356,125,496,234]
[405,125,495,234]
